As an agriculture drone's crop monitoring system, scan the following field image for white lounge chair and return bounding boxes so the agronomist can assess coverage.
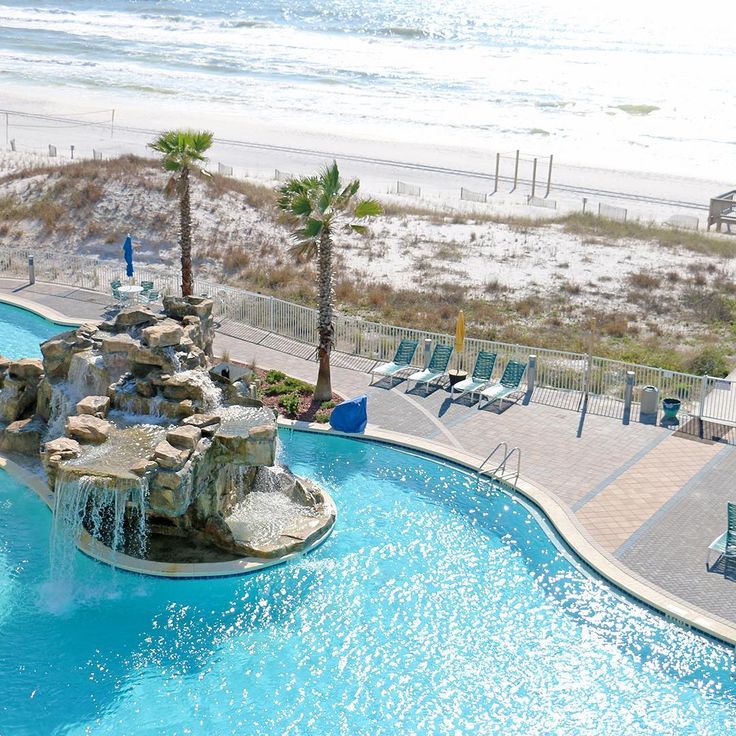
[370,339,418,386]
[406,344,453,394]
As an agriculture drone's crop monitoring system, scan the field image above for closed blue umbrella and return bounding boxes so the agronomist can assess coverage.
[123,234,134,278]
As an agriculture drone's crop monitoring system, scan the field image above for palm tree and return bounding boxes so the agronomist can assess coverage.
[277,162,381,402]
[149,129,213,297]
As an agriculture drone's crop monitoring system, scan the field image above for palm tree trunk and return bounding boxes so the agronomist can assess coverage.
[179,166,193,297]
[314,228,334,402]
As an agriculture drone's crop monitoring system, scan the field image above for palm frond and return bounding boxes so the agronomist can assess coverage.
[354,198,383,218]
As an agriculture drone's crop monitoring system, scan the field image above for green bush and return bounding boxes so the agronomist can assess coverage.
[314,411,329,423]
[265,369,287,384]
[264,376,314,396]
[687,347,729,377]
[278,392,301,416]
[320,400,336,409]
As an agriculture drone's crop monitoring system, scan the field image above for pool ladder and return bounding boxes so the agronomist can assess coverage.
[475,441,522,489]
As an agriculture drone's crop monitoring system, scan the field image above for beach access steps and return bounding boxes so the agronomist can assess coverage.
[708,190,736,232]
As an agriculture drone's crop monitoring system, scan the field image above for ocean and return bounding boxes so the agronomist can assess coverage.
[0,0,734,177]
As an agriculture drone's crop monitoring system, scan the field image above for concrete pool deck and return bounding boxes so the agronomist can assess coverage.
[1,277,735,638]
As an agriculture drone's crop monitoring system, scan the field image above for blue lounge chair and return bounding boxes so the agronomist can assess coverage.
[370,339,419,386]
[475,359,527,410]
[406,344,453,394]
[451,351,497,402]
[707,502,736,571]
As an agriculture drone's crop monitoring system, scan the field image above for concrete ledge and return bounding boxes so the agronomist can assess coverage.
[278,418,736,646]
[0,453,335,579]
[0,290,89,326]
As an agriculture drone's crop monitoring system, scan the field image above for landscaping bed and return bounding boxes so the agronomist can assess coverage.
[253,368,340,423]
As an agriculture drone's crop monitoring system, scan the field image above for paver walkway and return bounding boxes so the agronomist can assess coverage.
[2,278,736,627]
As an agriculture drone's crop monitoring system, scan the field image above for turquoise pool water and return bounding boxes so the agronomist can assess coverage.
[0,301,65,359]
[1,431,735,735]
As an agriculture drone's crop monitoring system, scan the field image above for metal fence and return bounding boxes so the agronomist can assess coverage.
[1,247,735,425]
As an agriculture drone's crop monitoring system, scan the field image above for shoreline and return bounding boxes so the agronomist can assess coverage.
[1,83,730,221]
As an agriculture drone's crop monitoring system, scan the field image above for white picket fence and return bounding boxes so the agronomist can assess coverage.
[1,247,734,424]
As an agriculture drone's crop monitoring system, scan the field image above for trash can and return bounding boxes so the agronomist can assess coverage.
[640,385,659,415]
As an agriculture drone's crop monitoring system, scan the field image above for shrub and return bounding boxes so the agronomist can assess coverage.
[320,400,336,409]
[278,392,301,416]
[687,347,729,377]
[264,376,314,396]
[265,369,287,384]
[681,288,733,324]
[314,411,329,423]
[627,271,661,290]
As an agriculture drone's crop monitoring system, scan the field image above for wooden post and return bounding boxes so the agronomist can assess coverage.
[493,152,500,195]
[582,197,587,214]
[531,157,538,198]
[111,109,115,139]
[545,154,553,198]
[510,150,520,192]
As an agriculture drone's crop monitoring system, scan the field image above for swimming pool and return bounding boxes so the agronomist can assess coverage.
[0,301,65,359]
[1,430,735,735]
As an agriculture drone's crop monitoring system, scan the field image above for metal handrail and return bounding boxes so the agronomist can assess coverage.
[476,443,522,489]
[475,442,508,492]
[496,447,521,483]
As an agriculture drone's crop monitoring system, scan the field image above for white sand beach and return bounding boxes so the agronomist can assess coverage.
[1,83,730,227]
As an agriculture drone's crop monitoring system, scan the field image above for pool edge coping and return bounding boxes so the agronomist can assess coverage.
[278,418,736,647]
[0,292,89,327]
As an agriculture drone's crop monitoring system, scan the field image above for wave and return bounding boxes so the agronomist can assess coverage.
[377,26,433,40]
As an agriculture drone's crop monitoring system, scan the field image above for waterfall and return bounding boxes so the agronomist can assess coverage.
[224,466,318,547]
[163,347,182,373]
[50,470,149,578]
[45,382,74,441]
[67,352,108,402]
[173,369,223,411]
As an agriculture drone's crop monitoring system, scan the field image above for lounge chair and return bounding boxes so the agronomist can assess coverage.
[370,339,418,386]
[475,359,527,410]
[406,344,453,394]
[451,350,497,402]
[707,502,736,571]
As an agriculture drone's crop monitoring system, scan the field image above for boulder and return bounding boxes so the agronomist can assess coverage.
[161,373,205,402]
[41,329,93,377]
[182,414,221,437]
[8,358,44,381]
[65,414,111,444]
[152,440,191,469]
[76,395,110,418]
[0,355,10,372]
[166,424,202,450]
[35,378,53,421]
[130,346,179,374]
[0,377,36,423]
[41,436,82,483]
[142,320,184,349]
[100,332,138,356]
[178,346,207,370]
[148,464,195,517]
[213,422,276,467]
[0,415,46,455]
[130,458,158,476]
[135,378,157,398]
[157,399,195,420]
[114,305,158,328]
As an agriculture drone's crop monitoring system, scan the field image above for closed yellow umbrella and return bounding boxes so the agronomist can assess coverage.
[454,310,465,359]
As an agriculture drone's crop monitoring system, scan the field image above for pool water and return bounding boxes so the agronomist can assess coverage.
[0,301,65,359]
[1,431,735,735]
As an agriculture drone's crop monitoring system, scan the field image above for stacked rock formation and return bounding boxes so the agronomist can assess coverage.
[0,296,335,565]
